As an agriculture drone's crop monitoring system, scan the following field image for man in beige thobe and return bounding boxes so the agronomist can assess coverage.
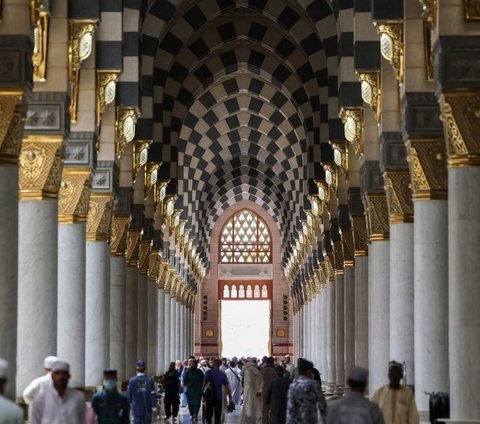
[372,361,419,424]
[240,358,263,424]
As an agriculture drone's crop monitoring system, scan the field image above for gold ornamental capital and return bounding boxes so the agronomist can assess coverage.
[384,169,414,223]
[133,140,152,183]
[358,72,381,123]
[138,239,152,275]
[86,192,112,241]
[407,138,447,200]
[439,93,480,167]
[148,249,161,283]
[19,134,64,200]
[352,215,368,256]
[157,259,168,289]
[31,0,50,81]
[364,193,390,241]
[58,168,91,224]
[341,228,355,267]
[376,22,404,83]
[144,161,162,200]
[96,71,119,127]
[110,215,131,255]
[0,92,26,165]
[126,228,143,267]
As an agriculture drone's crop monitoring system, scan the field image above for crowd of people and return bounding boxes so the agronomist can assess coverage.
[0,353,419,423]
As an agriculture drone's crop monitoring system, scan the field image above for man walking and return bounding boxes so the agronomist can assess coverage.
[22,355,57,405]
[203,358,233,424]
[163,361,181,422]
[225,360,242,405]
[240,358,263,424]
[92,369,129,423]
[261,357,277,424]
[372,361,419,424]
[127,360,158,424]
[0,358,24,424]
[327,367,384,423]
[286,358,326,423]
[30,360,85,424]
[266,365,290,424]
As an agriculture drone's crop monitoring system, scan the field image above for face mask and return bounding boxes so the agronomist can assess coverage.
[104,380,117,391]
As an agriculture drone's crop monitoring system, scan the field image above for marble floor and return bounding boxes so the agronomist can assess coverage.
[160,404,242,423]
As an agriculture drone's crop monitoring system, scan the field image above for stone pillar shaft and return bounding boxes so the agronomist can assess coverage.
[335,274,345,387]
[156,288,165,374]
[125,266,138,377]
[344,266,355,375]
[147,280,158,375]
[137,274,148,362]
[326,282,336,387]
[354,256,369,370]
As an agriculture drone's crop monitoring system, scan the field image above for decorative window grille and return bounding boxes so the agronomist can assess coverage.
[220,209,272,263]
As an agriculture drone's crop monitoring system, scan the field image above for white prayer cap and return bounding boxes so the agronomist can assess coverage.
[200,359,208,366]
[44,356,58,369]
[51,360,70,373]
[0,358,8,379]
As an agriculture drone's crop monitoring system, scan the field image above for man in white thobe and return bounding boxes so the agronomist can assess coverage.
[30,360,85,424]
[23,355,57,404]
[0,358,24,424]
[240,358,263,424]
[225,360,242,405]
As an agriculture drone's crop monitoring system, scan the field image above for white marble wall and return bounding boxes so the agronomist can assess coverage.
[335,274,345,386]
[369,240,390,393]
[125,266,138,377]
[58,223,86,387]
[390,223,414,383]
[414,200,449,413]
[344,267,355,375]
[17,200,58,396]
[449,167,480,419]
[85,240,108,386]
[137,274,148,362]
[0,167,18,399]
[146,279,157,375]
[355,256,369,370]
[109,256,126,380]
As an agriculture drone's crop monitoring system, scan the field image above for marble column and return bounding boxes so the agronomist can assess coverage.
[137,274,148,362]
[0,165,19,399]
[313,294,321,368]
[449,167,480,419]
[335,274,345,387]
[169,296,176,361]
[414,200,449,413]
[369,240,390,393]
[17,200,58,395]
[125,266,138,377]
[109,256,126,381]
[179,303,184,359]
[354,256,369,369]
[326,281,336,388]
[164,292,172,369]
[390,223,414,383]
[175,301,181,359]
[57,223,86,387]
[344,266,355,375]
[156,288,165,374]
[146,279,158,375]
[320,288,328,378]
[85,240,109,386]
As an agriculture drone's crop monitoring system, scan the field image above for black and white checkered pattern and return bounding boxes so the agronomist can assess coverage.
[135,0,352,265]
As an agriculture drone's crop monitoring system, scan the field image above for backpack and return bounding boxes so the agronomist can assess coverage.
[202,370,217,403]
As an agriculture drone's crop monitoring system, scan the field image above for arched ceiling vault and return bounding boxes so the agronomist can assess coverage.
[140,0,339,265]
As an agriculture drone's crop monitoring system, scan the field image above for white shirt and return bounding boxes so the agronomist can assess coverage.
[0,395,24,424]
[23,373,53,404]
[30,386,85,424]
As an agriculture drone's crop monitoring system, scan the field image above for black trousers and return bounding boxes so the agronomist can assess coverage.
[164,396,180,418]
[205,398,222,424]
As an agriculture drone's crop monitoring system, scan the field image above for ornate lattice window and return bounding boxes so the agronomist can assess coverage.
[220,209,272,263]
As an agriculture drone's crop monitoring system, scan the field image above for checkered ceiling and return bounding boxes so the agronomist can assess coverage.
[138,0,347,264]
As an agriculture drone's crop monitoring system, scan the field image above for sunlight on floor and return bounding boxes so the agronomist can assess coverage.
[221,300,270,358]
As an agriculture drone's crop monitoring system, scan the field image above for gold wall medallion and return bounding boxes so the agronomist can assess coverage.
[377,22,404,83]
[115,107,139,159]
[465,0,480,20]
[144,161,161,200]
[358,72,381,123]
[69,19,98,123]
[132,140,152,183]
[340,108,364,157]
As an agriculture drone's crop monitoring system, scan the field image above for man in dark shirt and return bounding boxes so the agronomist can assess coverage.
[163,361,181,422]
[92,369,129,424]
[203,358,234,424]
[266,365,291,424]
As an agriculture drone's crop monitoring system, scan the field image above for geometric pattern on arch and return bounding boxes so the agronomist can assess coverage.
[220,209,272,264]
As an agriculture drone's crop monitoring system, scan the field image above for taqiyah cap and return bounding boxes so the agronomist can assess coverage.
[0,358,8,379]
[44,356,58,369]
[348,367,368,383]
[51,360,70,372]
[136,360,146,368]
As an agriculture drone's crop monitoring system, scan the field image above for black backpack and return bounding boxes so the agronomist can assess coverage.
[202,370,217,403]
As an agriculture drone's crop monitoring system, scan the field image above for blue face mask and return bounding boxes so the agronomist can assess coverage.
[104,380,117,391]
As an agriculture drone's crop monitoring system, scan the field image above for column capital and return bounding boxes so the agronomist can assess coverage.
[19,134,64,200]
[110,215,130,256]
[0,93,27,165]
[126,228,143,267]
[352,216,369,256]
[58,167,91,224]
[138,240,152,276]
[384,169,414,223]
[148,250,161,284]
[364,193,390,241]
[86,192,112,241]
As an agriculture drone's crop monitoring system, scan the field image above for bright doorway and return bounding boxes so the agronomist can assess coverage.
[220,300,271,358]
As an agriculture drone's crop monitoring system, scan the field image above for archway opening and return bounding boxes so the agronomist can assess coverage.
[220,299,271,358]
